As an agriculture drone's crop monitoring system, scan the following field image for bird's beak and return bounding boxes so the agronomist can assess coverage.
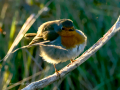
[68,27,75,31]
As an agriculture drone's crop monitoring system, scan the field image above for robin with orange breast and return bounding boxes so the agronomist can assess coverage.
[25,19,87,73]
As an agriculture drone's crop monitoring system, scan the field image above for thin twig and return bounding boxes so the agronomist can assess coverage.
[0,40,67,62]
[7,71,43,90]
[2,74,13,90]
[22,16,120,90]
[25,49,43,70]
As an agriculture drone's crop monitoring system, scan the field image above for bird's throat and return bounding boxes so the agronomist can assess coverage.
[61,32,85,49]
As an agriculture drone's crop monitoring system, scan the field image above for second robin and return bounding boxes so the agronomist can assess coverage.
[25,19,87,73]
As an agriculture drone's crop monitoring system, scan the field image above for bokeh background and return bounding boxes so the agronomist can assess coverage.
[0,0,120,90]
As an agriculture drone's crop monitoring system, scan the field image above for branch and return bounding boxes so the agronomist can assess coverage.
[22,16,120,90]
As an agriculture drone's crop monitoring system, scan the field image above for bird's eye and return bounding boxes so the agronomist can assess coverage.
[62,27,65,30]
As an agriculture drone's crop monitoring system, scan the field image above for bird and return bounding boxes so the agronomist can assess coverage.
[25,19,87,74]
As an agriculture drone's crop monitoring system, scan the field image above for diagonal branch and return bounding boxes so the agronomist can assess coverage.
[22,16,120,90]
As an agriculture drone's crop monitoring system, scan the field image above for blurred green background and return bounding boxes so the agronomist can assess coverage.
[0,0,120,90]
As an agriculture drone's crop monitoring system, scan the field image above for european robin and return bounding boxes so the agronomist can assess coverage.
[25,19,87,73]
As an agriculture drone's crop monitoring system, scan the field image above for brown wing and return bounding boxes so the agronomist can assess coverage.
[29,20,60,45]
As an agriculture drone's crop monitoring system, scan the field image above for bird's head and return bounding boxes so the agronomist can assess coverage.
[54,19,76,37]
[54,19,86,49]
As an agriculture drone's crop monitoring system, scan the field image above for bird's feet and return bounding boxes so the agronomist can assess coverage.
[55,68,60,75]
[70,59,75,63]
[67,59,76,67]
[54,64,60,76]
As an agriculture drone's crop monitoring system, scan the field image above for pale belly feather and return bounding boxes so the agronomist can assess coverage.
[40,36,86,64]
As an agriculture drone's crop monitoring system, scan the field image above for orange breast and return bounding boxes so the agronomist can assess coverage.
[61,32,85,49]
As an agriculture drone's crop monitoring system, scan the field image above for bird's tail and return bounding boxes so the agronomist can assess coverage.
[29,36,44,45]
[24,33,37,39]
[24,33,43,45]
